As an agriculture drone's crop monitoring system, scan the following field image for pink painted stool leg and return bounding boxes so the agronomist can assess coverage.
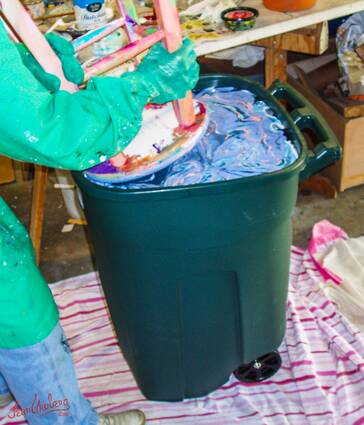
[154,0,196,127]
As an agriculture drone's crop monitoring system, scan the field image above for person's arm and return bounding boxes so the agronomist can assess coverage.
[0,22,199,171]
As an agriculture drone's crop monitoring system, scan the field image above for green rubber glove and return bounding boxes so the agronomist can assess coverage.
[16,33,84,92]
[136,38,200,104]
[0,22,198,172]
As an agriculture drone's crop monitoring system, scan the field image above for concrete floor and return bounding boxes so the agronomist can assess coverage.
[1,174,364,283]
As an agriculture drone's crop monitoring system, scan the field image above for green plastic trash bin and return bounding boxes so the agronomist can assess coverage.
[74,75,341,401]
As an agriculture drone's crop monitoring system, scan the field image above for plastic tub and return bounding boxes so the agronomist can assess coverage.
[74,75,340,401]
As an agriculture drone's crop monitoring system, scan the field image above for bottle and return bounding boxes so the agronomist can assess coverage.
[263,0,316,12]
[73,0,108,31]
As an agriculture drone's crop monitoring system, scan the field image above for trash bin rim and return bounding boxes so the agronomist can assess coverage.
[74,74,308,197]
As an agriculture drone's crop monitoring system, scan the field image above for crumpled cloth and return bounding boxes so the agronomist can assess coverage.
[180,0,237,24]
[208,45,265,68]
[309,220,364,333]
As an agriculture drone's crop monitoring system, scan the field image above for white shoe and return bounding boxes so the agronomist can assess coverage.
[98,410,145,425]
[0,393,13,408]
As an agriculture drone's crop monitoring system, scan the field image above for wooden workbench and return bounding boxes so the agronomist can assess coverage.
[192,0,364,86]
[194,0,364,57]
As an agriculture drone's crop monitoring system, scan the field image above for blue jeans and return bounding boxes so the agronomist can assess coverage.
[0,323,99,425]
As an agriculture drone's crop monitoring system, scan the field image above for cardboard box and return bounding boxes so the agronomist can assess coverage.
[289,75,364,192]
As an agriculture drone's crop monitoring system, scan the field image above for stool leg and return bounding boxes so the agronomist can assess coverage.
[154,0,195,127]
[30,165,48,265]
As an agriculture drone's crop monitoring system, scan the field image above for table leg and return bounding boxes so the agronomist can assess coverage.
[30,165,48,265]
[265,44,287,87]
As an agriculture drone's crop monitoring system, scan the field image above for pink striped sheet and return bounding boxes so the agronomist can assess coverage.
[1,242,364,424]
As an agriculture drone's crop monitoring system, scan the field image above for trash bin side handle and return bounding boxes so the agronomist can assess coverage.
[268,81,342,182]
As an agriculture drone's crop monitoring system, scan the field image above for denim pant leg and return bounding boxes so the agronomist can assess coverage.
[0,323,99,425]
[0,371,9,395]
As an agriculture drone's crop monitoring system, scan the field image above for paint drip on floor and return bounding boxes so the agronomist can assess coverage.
[85,87,299,189]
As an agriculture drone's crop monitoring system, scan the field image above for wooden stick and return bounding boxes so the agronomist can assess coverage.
[68,218,87,225]
[29,166,48,264]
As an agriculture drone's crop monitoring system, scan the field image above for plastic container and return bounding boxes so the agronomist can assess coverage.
[74,75,340,401]
[221,7,259,31]
[72,0,107,31]
[263,0,316,12]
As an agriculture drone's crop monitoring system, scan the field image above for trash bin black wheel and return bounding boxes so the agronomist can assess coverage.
[233,351,282,383]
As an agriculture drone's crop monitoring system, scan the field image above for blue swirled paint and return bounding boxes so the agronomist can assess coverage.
[86,87,299,189]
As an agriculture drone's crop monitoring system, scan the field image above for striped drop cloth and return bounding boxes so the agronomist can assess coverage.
[1,246,364,424]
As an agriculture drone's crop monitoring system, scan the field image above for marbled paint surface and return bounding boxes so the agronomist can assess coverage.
[85,87,298,189]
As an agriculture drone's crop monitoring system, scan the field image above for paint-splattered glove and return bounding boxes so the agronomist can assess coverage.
[0,19,191,171]
[16,33,84,92]
[136,38,200,104]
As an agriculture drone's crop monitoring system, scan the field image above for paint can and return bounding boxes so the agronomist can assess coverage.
[72,0,108,31]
